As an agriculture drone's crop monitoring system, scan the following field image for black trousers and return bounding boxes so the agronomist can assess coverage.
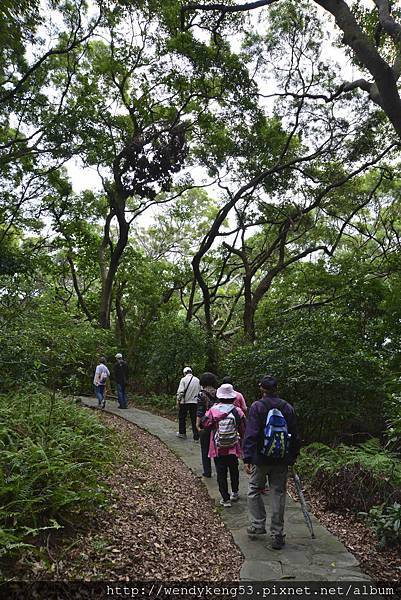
[214,455,239,501]
[199,429,212,476]
[178,403,199,439]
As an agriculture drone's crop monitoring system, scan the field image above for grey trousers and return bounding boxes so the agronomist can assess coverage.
[247,463,288,535]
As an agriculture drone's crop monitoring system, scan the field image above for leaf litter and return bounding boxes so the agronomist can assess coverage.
[28,412,243,581]
[288,479,401,583]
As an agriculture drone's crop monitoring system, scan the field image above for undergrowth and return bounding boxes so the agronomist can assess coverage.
[132,393,176,417]
[0,389,116,563]
[297,439,401,512]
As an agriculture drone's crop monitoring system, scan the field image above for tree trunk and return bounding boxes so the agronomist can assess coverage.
[243,275,256,343]
[98,189,129,329]
[99,221,129,328]
[115,282,127,348]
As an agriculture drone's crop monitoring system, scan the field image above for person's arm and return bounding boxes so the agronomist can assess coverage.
[238,413,246,439]
[201,407,215,430]
[196,392,206,430]
[94,366,100,386]
[176,377,185,405]
[239,392,247,414]
[243,402,262,465]
[287,408,301,464]
[196,392,206,418]
[177,377,185,395]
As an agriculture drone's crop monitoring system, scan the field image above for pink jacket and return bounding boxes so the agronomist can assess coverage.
[202,403,245,459]
[234,391,247,414]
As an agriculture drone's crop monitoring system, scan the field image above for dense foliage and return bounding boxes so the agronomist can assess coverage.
[0,390,116,561]
[1,0,401,549]
[297,440,401,513]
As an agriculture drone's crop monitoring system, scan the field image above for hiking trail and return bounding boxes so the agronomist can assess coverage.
[80,397,371,582]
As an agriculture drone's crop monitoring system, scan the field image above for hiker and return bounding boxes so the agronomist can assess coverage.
[222,376,247,414]
[176,367,201,440]
[243,375,301,549]
[195,372,219,478]
[201,383,246,507]
[93,356,110,410]
[114,353,129,409]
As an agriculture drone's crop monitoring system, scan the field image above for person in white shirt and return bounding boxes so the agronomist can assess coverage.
[93,357,110,409]
[176,367,201,440]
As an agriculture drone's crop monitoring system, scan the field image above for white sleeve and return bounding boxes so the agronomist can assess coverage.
[177,377,185,395]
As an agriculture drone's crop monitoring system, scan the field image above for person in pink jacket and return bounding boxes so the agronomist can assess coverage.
[201,384,246,508]
[222,376,247,414]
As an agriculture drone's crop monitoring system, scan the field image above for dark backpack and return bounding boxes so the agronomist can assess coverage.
[261,399,291,459]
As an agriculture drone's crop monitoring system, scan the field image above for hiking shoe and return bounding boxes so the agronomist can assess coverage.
[219,499,232,508]
[176,432,187,439]
[247,525,267,536]
[271,534,286,550]
[101,402,106,410]
[230,492,239,502]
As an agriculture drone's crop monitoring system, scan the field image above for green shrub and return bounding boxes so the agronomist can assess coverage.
[0,389,116,559]
[139,316,207,394]
[364,503,401,547]
[0,303,115,394]
[223,332,385,442]
[297,439,401,512]
[385,391,401,455]
[132,393,176,416]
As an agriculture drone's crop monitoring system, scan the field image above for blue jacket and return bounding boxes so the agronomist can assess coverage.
[243,394,301,465]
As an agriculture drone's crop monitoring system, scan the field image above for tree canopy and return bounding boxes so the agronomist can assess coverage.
[1,0,401,447]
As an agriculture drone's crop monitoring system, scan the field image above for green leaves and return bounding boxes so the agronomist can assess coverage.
[297,440,401,515]
[366,502,401,548]
[0,390,117,560]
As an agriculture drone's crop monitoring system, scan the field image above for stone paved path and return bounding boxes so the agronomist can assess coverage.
[80,398,370,582]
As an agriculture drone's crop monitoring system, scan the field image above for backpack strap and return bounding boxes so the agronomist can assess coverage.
[213,406,238,432]
[201,389,215,411]
[231,406,241,428]
[182,375,194,401]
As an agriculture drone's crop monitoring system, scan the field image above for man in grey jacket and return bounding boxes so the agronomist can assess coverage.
[176,367,201,440]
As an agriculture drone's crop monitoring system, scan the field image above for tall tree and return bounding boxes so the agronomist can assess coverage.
[182,0,401,140]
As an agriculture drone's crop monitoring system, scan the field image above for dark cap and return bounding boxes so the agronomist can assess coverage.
[259,375,277,390]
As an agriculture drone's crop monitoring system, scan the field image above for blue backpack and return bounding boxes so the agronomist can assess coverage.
[261,401,291,459]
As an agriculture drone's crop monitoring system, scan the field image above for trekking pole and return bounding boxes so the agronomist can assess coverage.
[292,468,316,539]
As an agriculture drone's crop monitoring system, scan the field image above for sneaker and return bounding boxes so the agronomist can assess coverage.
[202,473,212,478]
[247,525,267,536]
[101,402,106,410]
[176,432,187,439]
[271,534,286,550]
[230,492,239,502]
[219,499,232,508]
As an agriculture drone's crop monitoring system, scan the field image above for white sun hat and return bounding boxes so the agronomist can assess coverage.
[216,383,237,400]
